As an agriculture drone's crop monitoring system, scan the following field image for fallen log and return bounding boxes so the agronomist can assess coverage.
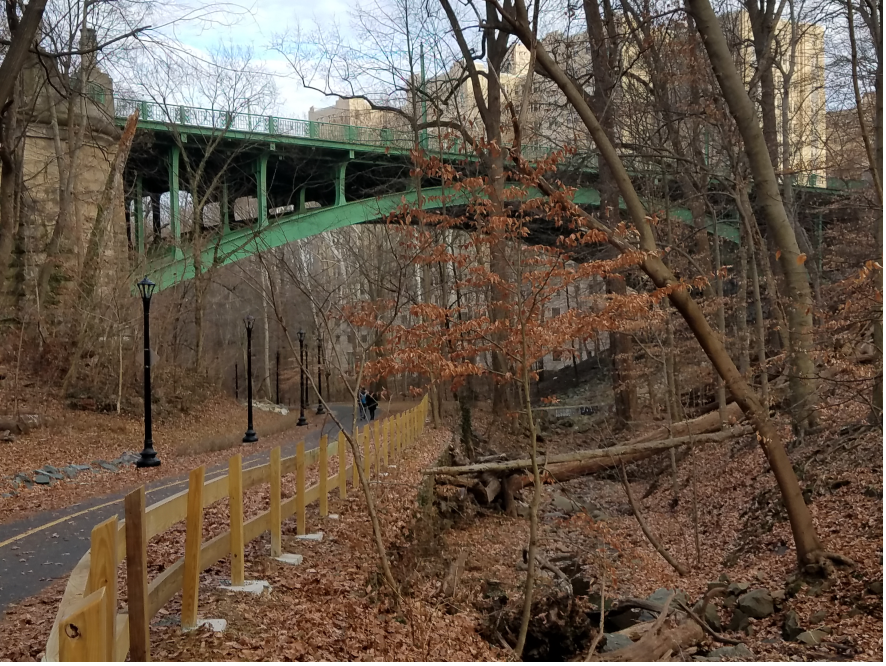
[629,401,742,444]
[480,472,501,503]
[423,425,751,477]
[593,593,705,662]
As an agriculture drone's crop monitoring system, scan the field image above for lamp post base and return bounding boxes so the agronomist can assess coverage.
[136,445,161,468]
[297,415,308,426]
[243,428,258,443]
[316,404,326,415]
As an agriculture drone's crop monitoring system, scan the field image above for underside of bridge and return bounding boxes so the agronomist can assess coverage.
[121,120,862,292]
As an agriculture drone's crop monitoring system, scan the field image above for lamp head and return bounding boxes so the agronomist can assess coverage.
[244,315,255,331]
[297,329,305,342]
[137,276,156,301]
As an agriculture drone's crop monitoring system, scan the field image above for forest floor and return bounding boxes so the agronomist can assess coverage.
[0,393,328,525]
[0,381,413,526]
[0,396,881,661]
[425,400,882,661]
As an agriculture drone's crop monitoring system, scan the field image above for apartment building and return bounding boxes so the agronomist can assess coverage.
[722,11,827,185]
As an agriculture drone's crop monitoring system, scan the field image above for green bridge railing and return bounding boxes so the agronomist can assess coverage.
[114,97,866,193]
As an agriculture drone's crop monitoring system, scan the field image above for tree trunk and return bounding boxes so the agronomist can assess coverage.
[0,0,49,110]
[499,0,831,570]
[737,232,750,377]
[0,94,20,297]
[688,0,818,431]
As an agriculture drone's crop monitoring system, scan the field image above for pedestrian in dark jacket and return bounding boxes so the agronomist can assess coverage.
[366,391,379,421]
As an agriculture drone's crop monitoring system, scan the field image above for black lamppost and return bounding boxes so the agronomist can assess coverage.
[136,277,160,468]
[297,329,308,426]
[316,336,326,414]
[243,316,258,443]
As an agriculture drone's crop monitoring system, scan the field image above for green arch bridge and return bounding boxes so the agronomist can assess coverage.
[117,98,864,292]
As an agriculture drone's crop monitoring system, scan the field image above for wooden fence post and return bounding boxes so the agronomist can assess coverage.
[229,454,245,586]
[362,425,370,479]
[270,446,282,556]
[338,430,347,499]
[124,487,150,662]
[86,516,117,661]
[319,434,328,516]
[296,441,306,535]
[181,465,206,631]
[382,418,389,469]
[59,588,108,662]
[373,420,381,477]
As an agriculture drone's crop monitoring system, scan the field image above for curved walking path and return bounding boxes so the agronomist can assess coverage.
[0,403,378,613]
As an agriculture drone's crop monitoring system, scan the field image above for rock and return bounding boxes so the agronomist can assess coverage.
[782,609,803,640]
[797,630,827,645]
[33,473,52,485]
[39,467,65,480]
[601,633,634,653]
[72,464,93,471]
[718,573,731,583]
[590,510,610,522]
[707,580,728,592]
[0,430,15,442]
[708,643,754,660]
[551,494,580,514]
[119,452,140,465]
[62,466,80,479]
[692,601,722,632]
[818,625,832,635]
[1,491,17,498]
[12,473,33,488]
[809,609,827,625]
[737,589,774,619]
[784,578,804,597]
[866,580,883,596]
[863,485,882,498]
[727,581,750,596]
[94,460,118,472]
[637,610,656,623]
[648,587,688,607]
[770,589,786,604]
[728,609,750,633]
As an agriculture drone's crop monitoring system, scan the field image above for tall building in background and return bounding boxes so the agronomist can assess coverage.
[722,11,827,185]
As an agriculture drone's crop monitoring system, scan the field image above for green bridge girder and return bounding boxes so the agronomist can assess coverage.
[119,97,863,291]
[143,185,727,292]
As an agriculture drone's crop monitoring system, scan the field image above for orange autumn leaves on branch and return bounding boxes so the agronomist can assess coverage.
[348,149,687,392]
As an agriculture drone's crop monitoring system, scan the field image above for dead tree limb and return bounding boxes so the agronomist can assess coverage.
[620,466,689,576]
[424,426,751,477]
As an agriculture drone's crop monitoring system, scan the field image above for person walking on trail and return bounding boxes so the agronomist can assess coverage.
[359,388,369,421]
[366,390,379,421]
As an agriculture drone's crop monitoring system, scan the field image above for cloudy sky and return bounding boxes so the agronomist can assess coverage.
[142,0,353,118]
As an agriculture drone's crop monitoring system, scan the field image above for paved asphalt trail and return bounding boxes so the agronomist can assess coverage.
[0,403,374,614]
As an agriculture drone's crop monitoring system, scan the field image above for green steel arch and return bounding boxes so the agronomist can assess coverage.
[144,185,722,292]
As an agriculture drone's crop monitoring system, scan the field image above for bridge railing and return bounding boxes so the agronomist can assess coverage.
[114,98,867,193]
[114,97,560,158]
[44,397,429,661]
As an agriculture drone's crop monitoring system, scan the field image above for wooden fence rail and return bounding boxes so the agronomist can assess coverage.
[44,398,428,662]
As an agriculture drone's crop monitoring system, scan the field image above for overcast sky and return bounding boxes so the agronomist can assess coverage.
[146,0,352,118]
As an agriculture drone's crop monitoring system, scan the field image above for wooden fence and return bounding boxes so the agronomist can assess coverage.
[44,397,428,661]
